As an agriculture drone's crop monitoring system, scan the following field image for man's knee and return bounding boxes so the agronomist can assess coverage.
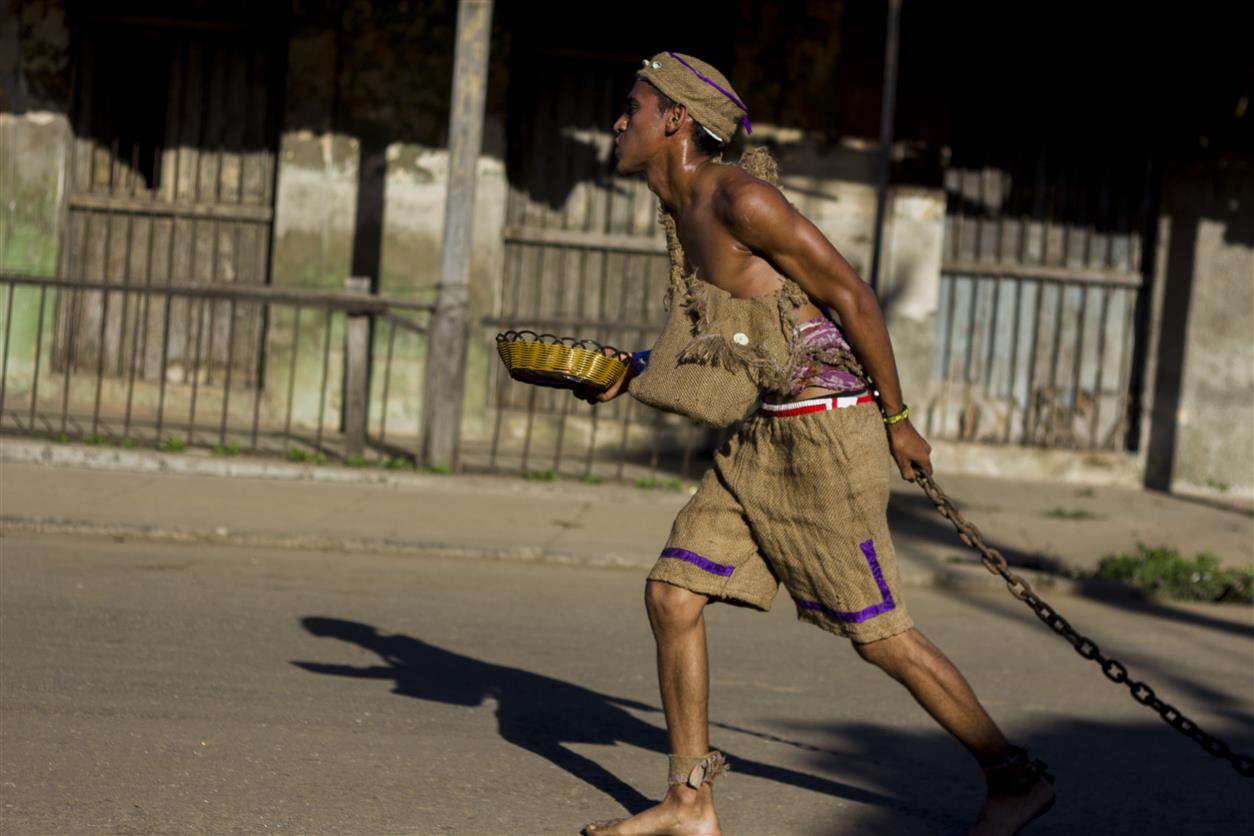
[854,628,920,672]
[645,580,705,631]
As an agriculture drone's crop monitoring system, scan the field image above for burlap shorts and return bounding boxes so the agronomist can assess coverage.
[648,399,914,644]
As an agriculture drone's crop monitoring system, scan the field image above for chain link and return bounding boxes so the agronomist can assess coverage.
[914,470,1254,779]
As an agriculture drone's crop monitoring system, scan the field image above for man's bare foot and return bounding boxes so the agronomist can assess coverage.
[969,776,1056,836]
[582,784,720,836]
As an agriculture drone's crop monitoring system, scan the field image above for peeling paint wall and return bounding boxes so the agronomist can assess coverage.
[1167,165,1254,500]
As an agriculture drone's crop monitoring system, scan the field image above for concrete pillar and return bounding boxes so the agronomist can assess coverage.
[420,0,493,471]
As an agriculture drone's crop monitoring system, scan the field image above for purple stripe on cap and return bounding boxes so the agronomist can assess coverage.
[660,547,735,577]
[666,52,753,135]
[792,539,896,623]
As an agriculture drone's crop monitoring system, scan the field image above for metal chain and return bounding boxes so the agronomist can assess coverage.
[914,470,1254,778]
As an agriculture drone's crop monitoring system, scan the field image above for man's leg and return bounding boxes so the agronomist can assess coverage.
[585,581,721,835]
[855,627,1055,834]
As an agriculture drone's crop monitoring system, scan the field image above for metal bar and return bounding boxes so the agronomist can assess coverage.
[28,287,47,430]
[983,276,1001,391]
[488,362,507,471]
[1113,288,1136,450]
[1022,282,1044,444]
[868,0,902,293]
[205,220,221,385]
[115,214,135,376]
[314,308,332,450]
[59,286,81,434]
[963,277,979,383]
[519,385,538,474]
[155,286,173,440]
[282,307,300,447]
[187,296,207,444]
[939,260,1141,287]
[249,302,265,452]
[1065,285,1089,441]
[123,280,144,440]
[377,318,397,447]
[1089,286,1112,448]
[0,283,14,418]
[219,298,237,445]
[90,282,110,436]
[501,224,665,255]
[0,273,431,312]
[1004,278,1023,444]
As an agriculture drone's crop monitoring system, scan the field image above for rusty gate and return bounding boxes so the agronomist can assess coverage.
[928,149,1156,451]
[55,12,284,391]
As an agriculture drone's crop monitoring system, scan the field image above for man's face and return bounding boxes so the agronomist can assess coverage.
[612,80,669,175]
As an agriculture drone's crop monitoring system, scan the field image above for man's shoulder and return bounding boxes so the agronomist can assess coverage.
[709,163,790,227]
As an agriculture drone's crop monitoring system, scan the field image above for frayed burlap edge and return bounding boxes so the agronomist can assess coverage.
[656,147,865,396]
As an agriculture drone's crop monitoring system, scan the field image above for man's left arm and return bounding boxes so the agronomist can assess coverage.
[721,179,932,480]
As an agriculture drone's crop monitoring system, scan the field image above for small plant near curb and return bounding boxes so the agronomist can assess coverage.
[423,462,452,475]
[82,433,107,446]
[1074,488,1096,498]
[345,454,368,467]
[524,468,559,482]
[580,473,603,485]
[51,432,69,443]
[211,441,241,456]
[119,437,140,449]
[1205,478,1230,494]
[382,456,414,470]
[158,436,187,452]
[1097,544,1253,604]
[635,477,689,492]
[286,448,310,462]
[1043,507,1101,520]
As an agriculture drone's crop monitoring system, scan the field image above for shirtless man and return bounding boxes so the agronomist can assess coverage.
[580,53,1055,836]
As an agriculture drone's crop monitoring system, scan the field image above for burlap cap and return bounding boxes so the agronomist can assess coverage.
[638,52,751,143]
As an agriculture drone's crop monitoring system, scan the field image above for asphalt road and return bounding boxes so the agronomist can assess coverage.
[1,533,1251,834]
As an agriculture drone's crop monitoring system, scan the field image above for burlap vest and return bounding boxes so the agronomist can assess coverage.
[628,149,813,427]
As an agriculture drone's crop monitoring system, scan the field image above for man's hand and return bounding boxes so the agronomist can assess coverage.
[887,419,932,482]
[572,355,633,405]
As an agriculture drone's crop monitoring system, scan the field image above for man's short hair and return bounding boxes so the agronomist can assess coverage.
[645,80,727,157]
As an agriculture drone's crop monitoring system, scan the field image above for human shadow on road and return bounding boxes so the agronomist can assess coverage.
[292,616,944,824]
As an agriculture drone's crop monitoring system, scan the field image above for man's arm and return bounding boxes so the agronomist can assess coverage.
[719,177,932,480]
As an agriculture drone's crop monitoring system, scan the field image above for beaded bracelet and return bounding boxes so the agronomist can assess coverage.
[882,405,910,426]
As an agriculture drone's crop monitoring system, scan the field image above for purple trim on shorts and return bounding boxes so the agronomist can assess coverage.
[660,547,735,578]
[666,52,753,135]
[792,539,896,623]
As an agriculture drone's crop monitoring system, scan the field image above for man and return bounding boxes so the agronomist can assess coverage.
[580,53,1055,836]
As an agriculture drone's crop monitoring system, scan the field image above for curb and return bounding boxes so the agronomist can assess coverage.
[0,515,652,570]
[0,514,1137,599]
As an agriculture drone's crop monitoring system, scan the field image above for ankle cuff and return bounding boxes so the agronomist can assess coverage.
[668,751,730,788]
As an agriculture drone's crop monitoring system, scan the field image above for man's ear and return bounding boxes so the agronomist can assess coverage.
[664,102,688,138]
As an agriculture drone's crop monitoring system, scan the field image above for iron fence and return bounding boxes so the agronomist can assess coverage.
[0,272,432,465]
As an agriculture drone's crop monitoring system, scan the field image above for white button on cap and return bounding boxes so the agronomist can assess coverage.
[732,332,750,345]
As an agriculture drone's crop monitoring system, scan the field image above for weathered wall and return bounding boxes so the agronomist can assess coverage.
[1146,163,1254,501]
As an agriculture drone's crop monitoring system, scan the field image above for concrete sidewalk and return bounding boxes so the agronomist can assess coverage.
[2,437,1251,594]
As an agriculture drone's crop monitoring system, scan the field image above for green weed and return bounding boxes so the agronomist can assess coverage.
[423,462,452,475]
[211,441,241,456]
[1097,544,1253,604]
[158,436,187,452]
[1043,507,1100,520]
[382,457,414,470]
[119,437,140,449]
[1073,488,1096,498]
[580,473,603,485]
[345,454,368,467]
[524,468,559,482]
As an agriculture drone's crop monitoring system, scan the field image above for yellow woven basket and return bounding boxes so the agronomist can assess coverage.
[496,331,629,392]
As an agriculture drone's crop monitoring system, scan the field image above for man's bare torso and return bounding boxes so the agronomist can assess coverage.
[673,163,826,324]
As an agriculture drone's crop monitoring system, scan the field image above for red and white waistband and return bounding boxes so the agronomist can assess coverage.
[758,391,873,418]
